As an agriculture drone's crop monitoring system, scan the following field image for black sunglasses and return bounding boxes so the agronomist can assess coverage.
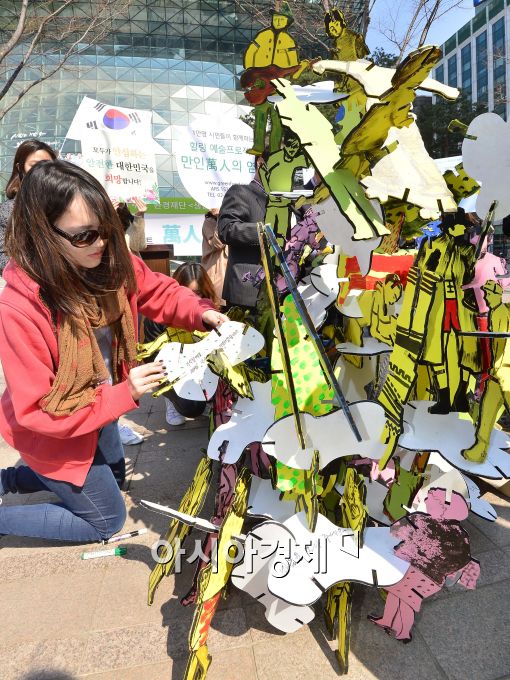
[51,224,102,248]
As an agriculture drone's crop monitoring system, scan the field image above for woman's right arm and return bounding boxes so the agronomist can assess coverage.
[0,305,139,439]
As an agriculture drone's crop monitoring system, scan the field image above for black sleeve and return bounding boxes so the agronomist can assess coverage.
[217,184,262,247]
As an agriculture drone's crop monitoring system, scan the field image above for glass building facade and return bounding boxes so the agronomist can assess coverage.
[492,16,506,116]
[447,54,458,87]
[476,30,489,106]
[0,1,263,200]
[1,0,368,201]
[433,0,509,120]
[460,43,472,100]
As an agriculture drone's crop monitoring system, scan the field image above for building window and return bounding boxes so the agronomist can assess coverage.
[435,64,444,83]
[447,54,458,87]
[461,44,472,99]
[476,30,488,105]
[492,17,506,118]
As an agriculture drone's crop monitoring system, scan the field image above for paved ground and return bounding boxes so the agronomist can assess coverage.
[0,365,509,680]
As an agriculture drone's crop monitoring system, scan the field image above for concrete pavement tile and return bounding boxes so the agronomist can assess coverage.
[207,607,251,652]
[0,545,112,582]
[207,646,257,680]
[143,412,208,434]
[128,452,209,508]
[468,494,510,548]
[416,580,510,680]
[119,410,150,430]
[0,444,22,467]
[464,518,500,552]
[91,559,167,630]
[1,635,88,680]
[77,659,174,679]
[0,571,105,646]
[251,623,352,680]
[78,623,170,674]
[349,615,448,680]
[467,547,510,588]
[245,601,288,642]
[135,425,209,457]
[216,582,254,612]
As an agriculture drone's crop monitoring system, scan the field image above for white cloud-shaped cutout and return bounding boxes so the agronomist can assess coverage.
[463,112,510,221]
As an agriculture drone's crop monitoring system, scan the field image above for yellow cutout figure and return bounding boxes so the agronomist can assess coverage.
[148,457,213,605]
[259,130,310,248]
[414,208,479,414]
[242,4,310,155]
[312,46,458,215]
[272,77,388,241]
[345,274,403,354]
[325,9,369,62]
[244,8,298,70]
[185,468,250,680]
[463,280,510,463]
[324,468,368,674]
[378,266,441,468]
[443,163,480,204]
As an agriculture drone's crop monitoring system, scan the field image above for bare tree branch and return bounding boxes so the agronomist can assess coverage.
[0,0,29,64]
[376,0,466,63]
[0,0,131,120]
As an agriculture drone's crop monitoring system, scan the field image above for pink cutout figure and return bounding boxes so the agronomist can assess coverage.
[463,234,510,314]
[368,489,480,642]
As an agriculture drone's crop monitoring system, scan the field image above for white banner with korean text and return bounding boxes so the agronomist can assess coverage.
[63,96,168,205]
[172,114,256,209]
[80,132,159,204]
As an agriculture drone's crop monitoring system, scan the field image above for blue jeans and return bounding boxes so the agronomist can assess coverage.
[0,423,126,543]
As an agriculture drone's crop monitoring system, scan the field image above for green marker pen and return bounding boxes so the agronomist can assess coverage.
[81,546,127,560]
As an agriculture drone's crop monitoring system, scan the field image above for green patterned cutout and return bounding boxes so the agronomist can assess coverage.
[271,294,335,492]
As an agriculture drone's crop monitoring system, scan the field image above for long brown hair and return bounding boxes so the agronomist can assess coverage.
[5,139,57,198]
[6,160,136,317]
[173,262,219,308]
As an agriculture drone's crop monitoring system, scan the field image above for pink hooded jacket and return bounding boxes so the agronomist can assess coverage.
[0,255,213,486]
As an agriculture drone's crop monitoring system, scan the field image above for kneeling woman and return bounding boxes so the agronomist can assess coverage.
[0,160,226,543]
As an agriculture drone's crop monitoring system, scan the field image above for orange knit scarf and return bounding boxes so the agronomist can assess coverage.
[40,287,137,416]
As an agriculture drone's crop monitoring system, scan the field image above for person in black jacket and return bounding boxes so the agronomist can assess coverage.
[218,156,268,309]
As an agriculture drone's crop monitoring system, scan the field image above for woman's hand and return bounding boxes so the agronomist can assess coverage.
[127,361,166,400]
[202,309,228,329]
[132,197,147,216]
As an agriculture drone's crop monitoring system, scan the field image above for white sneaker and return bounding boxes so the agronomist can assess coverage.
[118,423,144,445]
[165,399,186,426]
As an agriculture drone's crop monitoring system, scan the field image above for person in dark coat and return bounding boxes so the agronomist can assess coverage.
[218,157,268,309]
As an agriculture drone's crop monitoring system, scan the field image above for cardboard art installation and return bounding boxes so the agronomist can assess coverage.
[138,8,510,679]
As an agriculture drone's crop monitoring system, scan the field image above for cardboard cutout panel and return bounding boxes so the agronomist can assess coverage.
[463,280,510,462]
[362,125,458,217]
[271,78,389,241]
[262,401,386,470]
[207,381,274,464]
[155,321,264,401]
[462,112,510,221]
[400,401,510,478]
[368,490,479,642]
[231,519,316,632]
[266,512,409,606]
